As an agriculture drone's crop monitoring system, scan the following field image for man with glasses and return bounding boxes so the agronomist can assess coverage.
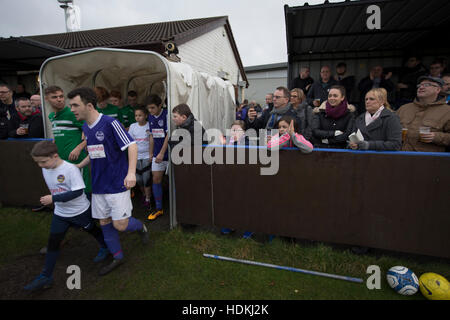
[0,83,17,119]
[246,86,299,132]
[397,76,450,152]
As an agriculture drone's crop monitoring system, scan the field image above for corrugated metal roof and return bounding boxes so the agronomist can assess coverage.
[285,0,450,59]
[26,16,227,50]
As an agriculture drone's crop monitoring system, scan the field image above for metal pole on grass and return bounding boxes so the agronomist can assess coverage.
[203,254,363,284]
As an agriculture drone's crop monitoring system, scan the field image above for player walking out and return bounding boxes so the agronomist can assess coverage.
[145,95,169,220]
[24,141,109,291]
[68,87,148,276]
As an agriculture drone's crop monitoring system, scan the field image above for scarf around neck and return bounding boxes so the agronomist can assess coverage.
[266,103,291,129]
[325,99,348,119]
[365,106,384,126]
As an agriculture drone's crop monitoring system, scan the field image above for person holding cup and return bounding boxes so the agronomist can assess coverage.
[397,76,450,152]
[7,97,44,138]
[306,66,338,107]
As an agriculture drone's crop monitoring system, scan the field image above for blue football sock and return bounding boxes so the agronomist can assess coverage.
[152,183,163,210]
[101,223,123,260]
[42,251,59,278]
[125,217,143,232]
[84,223,107,249]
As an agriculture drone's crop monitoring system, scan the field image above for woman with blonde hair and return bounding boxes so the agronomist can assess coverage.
[290,88,313,140]
[349,87,402,151]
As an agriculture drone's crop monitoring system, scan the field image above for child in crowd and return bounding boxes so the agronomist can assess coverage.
[267,115,314,153]
[226,120,248,145]
[170,103,208,146]
[128,106,152,207]
[24,140,108,291]
[146,95,169,220]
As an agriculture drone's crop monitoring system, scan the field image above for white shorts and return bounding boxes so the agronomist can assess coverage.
[91,190,133,221]
[152,158,168,172]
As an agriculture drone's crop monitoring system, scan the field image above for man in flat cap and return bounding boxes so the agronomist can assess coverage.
[397,76,450,152]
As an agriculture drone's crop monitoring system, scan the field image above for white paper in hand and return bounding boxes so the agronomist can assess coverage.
[349,129,364,143]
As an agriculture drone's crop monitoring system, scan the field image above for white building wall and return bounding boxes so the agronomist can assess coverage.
[178,26,242,87]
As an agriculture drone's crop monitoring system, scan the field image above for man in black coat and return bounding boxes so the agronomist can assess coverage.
[358,65,394,114]
[290,66,314,94]
[335,62,355,103]
[395,56,427,108]
[306,66,338,107]
[8,97,44,138]
[0,83,17,119]
[0,104,8,139]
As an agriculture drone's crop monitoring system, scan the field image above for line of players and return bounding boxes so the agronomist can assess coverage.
[24,86,172,291]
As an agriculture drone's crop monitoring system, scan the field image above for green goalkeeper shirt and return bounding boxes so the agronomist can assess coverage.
[96,103,123,123]
[49,106,91,193]
[118,105,136,129]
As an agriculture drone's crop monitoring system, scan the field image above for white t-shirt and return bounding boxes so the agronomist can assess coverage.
[128,122,150,160]
[42,160,90,217]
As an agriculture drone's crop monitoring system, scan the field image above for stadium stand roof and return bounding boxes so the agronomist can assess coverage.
[284,0,450,60]
[0,37,69,72]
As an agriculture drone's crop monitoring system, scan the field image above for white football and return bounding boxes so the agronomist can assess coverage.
[386,266,419,296]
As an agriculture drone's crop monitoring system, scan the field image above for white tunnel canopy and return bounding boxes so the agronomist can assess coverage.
[40,48,236,138]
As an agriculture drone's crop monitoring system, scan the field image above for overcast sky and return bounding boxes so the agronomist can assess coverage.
[0,0,332,67]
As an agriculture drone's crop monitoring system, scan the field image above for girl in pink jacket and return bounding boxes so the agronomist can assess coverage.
[267,115,313,153]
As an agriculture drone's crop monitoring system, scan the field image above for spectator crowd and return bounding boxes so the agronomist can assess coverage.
[236,56,450,153]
